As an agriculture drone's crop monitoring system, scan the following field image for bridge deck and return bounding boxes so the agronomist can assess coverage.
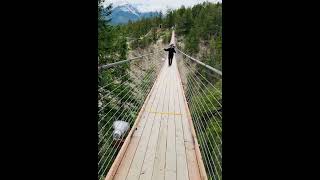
[107,32,205,180]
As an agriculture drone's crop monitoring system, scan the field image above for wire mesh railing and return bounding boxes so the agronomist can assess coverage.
[98,50,164,180]
[176,48,222,180]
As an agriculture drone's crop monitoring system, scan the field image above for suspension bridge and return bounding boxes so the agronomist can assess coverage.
[98,31,222,180]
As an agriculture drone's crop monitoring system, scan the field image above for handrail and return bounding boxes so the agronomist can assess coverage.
[98,52,155,70]
[176,48,222,76]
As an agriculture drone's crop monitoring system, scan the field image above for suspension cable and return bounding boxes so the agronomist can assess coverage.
[98,51,159,70]
[181,58,223,118]
[185,71,222,170]
[98,60,147,90]
[98,56,160,143]
[178,68,221,179]
[98,55,159,111]
[98,76,157,174]
[186,77,222,165]
[178,52,222,95]
[181,73,219,180]
[98,65,164,178]
[176,48,222,180]
[98,72,160,180]
[185,81,222,152]
[98,54,156,98]
[98,68,157,139]
[176,48,222,76]
[98,63,155,116]
[98,54,160,137]
[98,70,158,154]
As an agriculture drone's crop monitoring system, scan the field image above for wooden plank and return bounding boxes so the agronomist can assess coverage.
[177,83,201,180]
[175,55,208,180]
[173,58,189,180]
[113,81,159,180]
[165,64,177,180]
[113,136,140,180]
[151,60,170,180]
[174,56,201,180]
[151,101,168,179]
[139,66,169,180]
[124,64,168,180]
[108,62,165,180]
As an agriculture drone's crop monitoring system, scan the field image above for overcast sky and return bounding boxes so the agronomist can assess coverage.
[103,0,221,13]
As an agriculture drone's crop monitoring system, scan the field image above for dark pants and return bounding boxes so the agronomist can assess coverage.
[168,56,173,66]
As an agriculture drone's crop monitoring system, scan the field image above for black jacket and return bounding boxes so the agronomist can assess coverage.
[164,47,176,58]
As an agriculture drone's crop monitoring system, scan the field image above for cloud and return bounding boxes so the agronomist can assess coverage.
[103,0,221,13]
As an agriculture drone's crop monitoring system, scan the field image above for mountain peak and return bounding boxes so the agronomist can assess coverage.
[114,3,141,17]
[105,2,159,25]
[110,0,130,7]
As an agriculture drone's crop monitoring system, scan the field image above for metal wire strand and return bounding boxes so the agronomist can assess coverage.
[180,58,223,125]
[98,64,164,178]
[98,67,157,144]
[182,54,222,112]
[184,70,222,177]
[98,71,158,157]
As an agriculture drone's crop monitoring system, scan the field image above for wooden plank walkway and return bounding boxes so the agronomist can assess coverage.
[107,31,206,180]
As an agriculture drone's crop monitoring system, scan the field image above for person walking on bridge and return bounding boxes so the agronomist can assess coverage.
[164,44,176,66]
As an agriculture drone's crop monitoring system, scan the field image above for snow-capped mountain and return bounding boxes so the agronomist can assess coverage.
[104,2,159,24]
[117,3,140,16]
